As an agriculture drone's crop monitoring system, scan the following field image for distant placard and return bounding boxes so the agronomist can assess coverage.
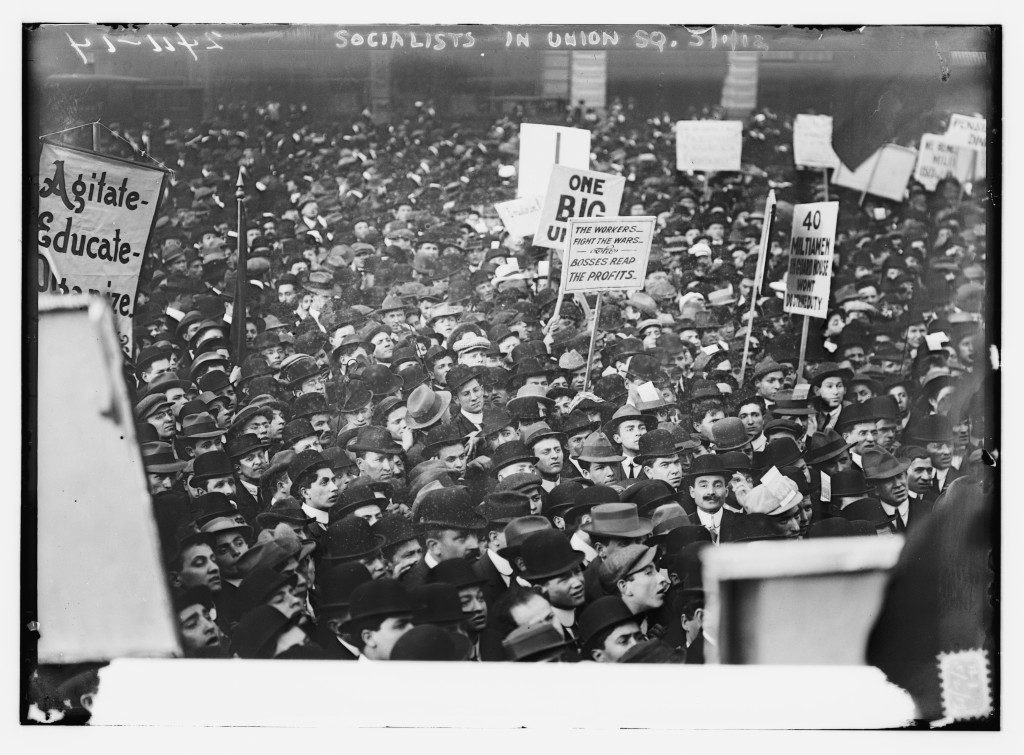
[517,123,591,199]
[945,114,986,150]
[793,114,841,170]
[832,144,917,202]
[534,165,626,250]
[783,201,839,318]
[913,134,979,192]
[562,216,655,293]
[494,195,544,238]
[675,120,743,172]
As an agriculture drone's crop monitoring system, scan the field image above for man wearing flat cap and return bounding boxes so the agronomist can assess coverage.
[599,544,671,635]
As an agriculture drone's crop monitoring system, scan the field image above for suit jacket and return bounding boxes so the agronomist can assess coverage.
[473,551,512,607]
[234,480,263,526]
[687,507,744,542]
[684,631,705,664]
[932,466,966,496]
[904,497,935,535]
[476,628,507,662]
[314,625,359,660]
[583,556,610,605]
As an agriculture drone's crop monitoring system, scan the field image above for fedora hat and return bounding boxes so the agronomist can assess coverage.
[342,578,418,630]
[579,596,637,649]
[317,562,373,614]
[491,440,538,473]
[648,503,690,539]
[522,421,566,449]
[860,448,910,481]
[603,405,658,441]
[496,515,553,562]
[760,437,803,471]
[405,384,453,429]
[710,417,750,452]
[477,491,531,526]
[582,502,653,539]
[415,487,488,530]
[506,384,556,418]
[622,480,679,518]
[771,388,815,416]
[337,382,374,414]
[141,441,187,474]
[518,529,585,581]
[831,469,871,498]
[190,450,235,482]
[281,418,319,447]
[254,497,314,531]
[236,565,297,614]
[807,362,853,387]
[560,410,598,438]
[322,515,387,563]
[481,407,515,438]
[502,622,573,662]
[226,433,270,460]
[361,364,404,397]
[635,429,681,464]
[804,428,852,465]
[577,431,625,464]
[350,426,403,455]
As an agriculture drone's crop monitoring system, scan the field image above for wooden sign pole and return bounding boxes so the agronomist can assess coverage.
[582,292,604,392]
[797,315,811,382]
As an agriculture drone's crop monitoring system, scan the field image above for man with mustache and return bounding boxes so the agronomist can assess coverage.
[686,454,741,544]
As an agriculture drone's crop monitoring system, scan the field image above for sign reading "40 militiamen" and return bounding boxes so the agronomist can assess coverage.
[783,201,839,318]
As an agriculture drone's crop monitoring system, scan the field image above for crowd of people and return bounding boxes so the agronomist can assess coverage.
[45,90,996,694]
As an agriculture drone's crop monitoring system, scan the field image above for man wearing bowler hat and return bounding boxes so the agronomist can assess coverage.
[686,454,739,543]
[343,578,418,661]
[636,429,684,491]
[522,421,568,492]
[911,415,964,495]
[472,491,532,604]
[579,596,645,663]
[605,406,657,481]
[836,402,879,468]
[403,487,488,589]
[428,558,504,661]
[320,515,388,579]
[314,562,373,660]
[862,447,932,534]
[517,529,587,647]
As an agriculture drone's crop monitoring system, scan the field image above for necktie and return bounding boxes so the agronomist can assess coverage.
[894,508,907,533]
[628,462,636,479]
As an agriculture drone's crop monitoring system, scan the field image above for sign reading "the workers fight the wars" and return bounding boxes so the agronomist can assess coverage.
[561,216,655,293]
[37,142,167,351]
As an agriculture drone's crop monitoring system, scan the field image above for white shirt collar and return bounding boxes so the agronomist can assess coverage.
[553,606,576,629]
[301,503,329,525]
[424,551,440,569]
[540,477,559,492]
[487,548,513,578]
[461,409,483,426]
[337,636,360,656]
[240,478,259,497]
[696,508,723,528]
[569,531,598,565]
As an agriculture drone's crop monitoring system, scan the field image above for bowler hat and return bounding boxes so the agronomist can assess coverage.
[808,362,853,387]
[350,426,403,455]
[662,525,713,556]
[686,454,729,482]
[322,515,387,563]
[634,429,681,464]
[771,389,815,416]
[232,605,301,659]
[361,364,404,397]
[392,624,473,661]
[760,437,803,470]
[415,487,488,530]
[621,480,679,517]
[836,497,897,529]
[496,515,553,562]
[598,544,658,593]
[502,623,573,662]
[579,596,637,648]
[836,402,877,431]
[191,450,235,481]
[480,407,515,438]
[518,529,585,581]
[831,469,871,498]
[405,384,453,429]
[422,424,467,457]
[866,395,900,422]
[228,404,272,437]
[288,450,331,495]
[280,356,324,387]
[236,565,297,614]
[720,512,788,543]
[540,480,588,520]
[911,414,954,444]
[343,578,418,629]
[337,382,373,414]
[522,421,566,449]
[317,562,373,614]
[582,503,653,539]
[427,558,487,590]
[763,417,805,439]
[226,433,270,460]
[804,428,851,465]
[477,491,531,526]
[329,485,385,523]
[560,410,598,438]
[710,417,750,452]
[410,583,467,626]
[141,441,187,473]
[491,440,538,472]
[446,364,484,393]
[373,513,422,550]
[293,391,331,419]
[254,498,314,531]
[718,450,752,473]
[626,354,665,383]
[861,448,910,481]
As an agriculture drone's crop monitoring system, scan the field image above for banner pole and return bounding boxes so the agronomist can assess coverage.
[797,315,811,382]
[822,168,830,201]
[231,169,249,364]
[858,148,882,207]
[549,132,562,290]
[582,292,603,392]
[740,193,777,386]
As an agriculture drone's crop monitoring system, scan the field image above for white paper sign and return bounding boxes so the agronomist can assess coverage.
[534,165,626,250]
[494,195,544,238]
[783,201,839,319]
[675,120,743,172]
[913,134,979,192]
[793,114,841,170]
[832,144,917,202]
[945,114,987,150]
[517,124,591,199]
[561,216,655,293]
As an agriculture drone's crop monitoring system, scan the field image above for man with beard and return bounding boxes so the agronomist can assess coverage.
[523,422,567,492]
[173,585,231,657]
[518,529,587,648]
[599,544,671,634]
[227,434,271,517]
[290,450,340,531]
[896,445,938,505]
[862,447,932,534]
[428,559,505,661]
[637,429,684,491]
[686,455,739,543]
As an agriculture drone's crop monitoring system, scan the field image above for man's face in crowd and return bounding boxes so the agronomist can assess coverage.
[486,426,519,452]
[926,440,953,470]
[431,356,454,386]
[518,485,544,515]
[843,422,877,455]
[905,324,927,349]
[178,602,224,653]
[614,420,648,454]
[645,455,683,489]
[293,435,322,454]
[592,621,644,663]
[498,335,521,359]
[496,461,536,481]
[301,201,319,219]
[185,437,224,460]
[523,374,550,391]
[341,402,374,429]
[148,471,175,495]
[278,284,298,307]
[888,385,909,415]
[875,418,899,451]
[690,474,727,513]
[455,379,485,414]
[460,348,487,368]
[819,448,853,476]
[383,310,406,332]
[459,586,488,633]
[432,529,479,561]
[566,431,589,460]
[175,542,222,592]
[212,530,249,579]
[533,438,564,477]
[755,371,784,400]
[203,474,237,500]
[148,407,176,440]
[540,566,586,610]
[261,344,285,368]
[303,467,340,511]
[436,443,468,478]
[363,615,415,661]
[815,377,846,408]
[850,382,875,403]
[371,331,394,361]
[843,346,867,371]
[242,414,271,441]
[510,593,560,634]
[619,561,670,610]
[770,507,803,539]
[310,412,333,441]
[385,407,410,444]
[695,410,725,441]
[186,258,204,280]
[738,402,764,439]
[434,316,458,340]
[907,457,934,493]
[584,462,619,486]
[357,451,395,482]
[876,471,909,508]
[388,538,423,579]
[236,448,269,482]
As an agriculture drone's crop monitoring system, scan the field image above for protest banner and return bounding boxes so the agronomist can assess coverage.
[945,114,986,150]
[561,215,655,293]
[784,201,839,319]
[675,120,743,172]
[517,123,591,199]
[793,114,841,170]
[913,133,979,192]
[831,144,916,202]
[533,165,626,250]
[37,142,167,352]
[494,195,545,238]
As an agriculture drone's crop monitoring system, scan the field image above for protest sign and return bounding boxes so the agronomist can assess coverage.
[783,201,839,318]
[913,133,979,192]
[675,120,743,172]
[534,165,626,250]
[793,114,841,170]
[494,195,544,238]
[37,142,167,352]
[831,144,916,202]
[945,114,986,150]
[517,123,591,199]
[561,215,654,293]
